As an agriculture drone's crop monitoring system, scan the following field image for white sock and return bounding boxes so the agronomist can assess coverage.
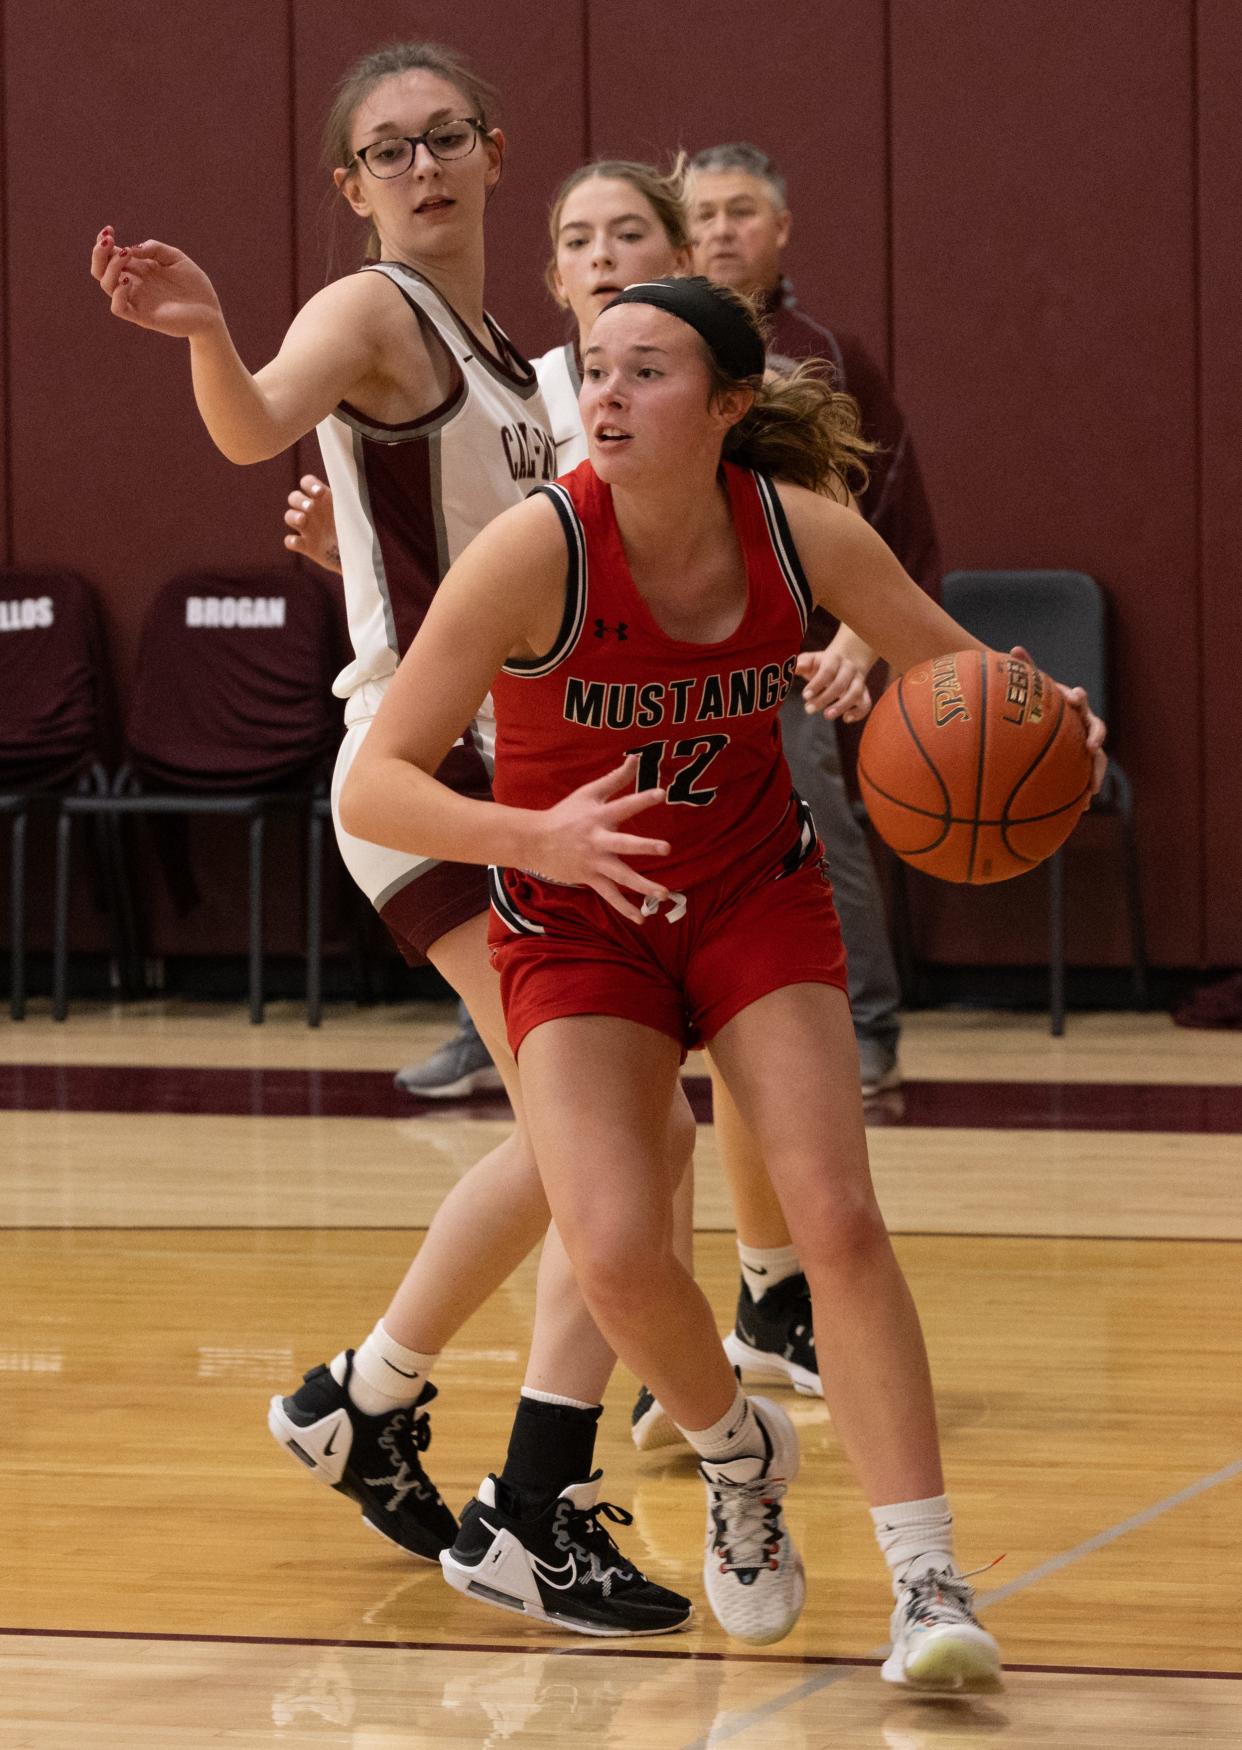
[871,1493,956,1593]
[678,1384,765,1464]
[330,1321,439,1417]
[738,1241,802,1302]
[521,1387,599,1411]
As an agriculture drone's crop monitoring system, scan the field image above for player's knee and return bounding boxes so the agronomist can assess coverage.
[795,1189,890,1276]
[568,1216,668,1324]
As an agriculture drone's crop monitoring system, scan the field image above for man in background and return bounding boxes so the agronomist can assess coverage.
[689,139,943,1095]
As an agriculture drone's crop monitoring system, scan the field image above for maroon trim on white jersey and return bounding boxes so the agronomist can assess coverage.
[351,431,444,657]
[319,261,555,704]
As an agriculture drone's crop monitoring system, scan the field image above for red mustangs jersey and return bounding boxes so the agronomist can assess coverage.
[490,459,814,890]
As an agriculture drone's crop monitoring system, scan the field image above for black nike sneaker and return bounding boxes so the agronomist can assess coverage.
[267,1352,458,1561]
[722,1272,823,1398]
[440,1471,693,1636]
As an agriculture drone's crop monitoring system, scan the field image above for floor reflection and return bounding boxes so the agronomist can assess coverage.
[7,1633,1229,1747]
[262,1642,1017,1747]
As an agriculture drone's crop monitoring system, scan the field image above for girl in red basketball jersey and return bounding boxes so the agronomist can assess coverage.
[286,160,876,1457]
[90,44,695,1636]
[341,276,1105,1671]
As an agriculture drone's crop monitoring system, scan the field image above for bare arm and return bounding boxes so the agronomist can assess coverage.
[793,488,878,722]
[778,481,983,674]
[340,496,674,919]
[797,622,878,723]
[91,231,402,463]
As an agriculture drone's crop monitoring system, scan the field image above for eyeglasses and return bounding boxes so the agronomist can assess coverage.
[350,118,485,179]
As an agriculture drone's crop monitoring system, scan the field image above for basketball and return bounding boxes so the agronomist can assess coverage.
[857,648,1093,884]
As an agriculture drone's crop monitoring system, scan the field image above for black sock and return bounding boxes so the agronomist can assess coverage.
[497,1395,602,1518]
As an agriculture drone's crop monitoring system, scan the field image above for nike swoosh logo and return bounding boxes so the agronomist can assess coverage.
[383,1361,422,1378]
[324,1427,340,1457]
[748,1265,768,1276]
[530,1551,577,1589]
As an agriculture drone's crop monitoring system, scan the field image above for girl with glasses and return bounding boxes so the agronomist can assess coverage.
[91,41,693,1637]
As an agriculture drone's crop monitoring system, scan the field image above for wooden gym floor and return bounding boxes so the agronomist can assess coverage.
[1,1002,1240,1746]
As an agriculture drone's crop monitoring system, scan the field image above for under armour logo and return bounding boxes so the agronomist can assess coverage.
[593,618,628,641]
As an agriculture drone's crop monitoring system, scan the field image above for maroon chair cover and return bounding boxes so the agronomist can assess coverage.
[125,568,347,792]
[0,569,111,790]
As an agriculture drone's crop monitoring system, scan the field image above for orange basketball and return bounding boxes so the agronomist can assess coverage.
[857,649,1093,883]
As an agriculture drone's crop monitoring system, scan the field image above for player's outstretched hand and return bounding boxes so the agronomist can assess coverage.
[1010,644,1108,795]
[284,476,341,574]
[534,757,671,923]
[795,647,873,723]
[90,226,223,338]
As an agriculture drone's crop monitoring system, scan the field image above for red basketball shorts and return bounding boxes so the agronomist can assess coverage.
[487,806,848,1057]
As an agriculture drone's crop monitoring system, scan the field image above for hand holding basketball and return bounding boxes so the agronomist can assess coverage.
[1010,643,1108,795]
[858,648,1102,884]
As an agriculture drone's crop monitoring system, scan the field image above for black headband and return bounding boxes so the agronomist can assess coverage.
[603,276,766,380]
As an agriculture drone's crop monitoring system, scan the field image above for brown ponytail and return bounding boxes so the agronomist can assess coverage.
[701,286,874,501]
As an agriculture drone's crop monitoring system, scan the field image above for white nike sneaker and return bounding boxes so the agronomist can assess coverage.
[699,1396,805,1645]
[881,1566,1002,1690]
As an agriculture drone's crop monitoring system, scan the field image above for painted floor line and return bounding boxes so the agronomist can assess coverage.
[982,1454,1242,1609]
[687,1454,1242,1748]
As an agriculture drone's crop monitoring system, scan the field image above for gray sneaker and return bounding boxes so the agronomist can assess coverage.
[394,1028,504,1099]
[858,1037,902,1099]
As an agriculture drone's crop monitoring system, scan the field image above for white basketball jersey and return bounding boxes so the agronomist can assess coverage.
[318,262,557,703]
[534,343,589,472]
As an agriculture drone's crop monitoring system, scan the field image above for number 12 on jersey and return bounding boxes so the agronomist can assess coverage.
[626,735,729,807]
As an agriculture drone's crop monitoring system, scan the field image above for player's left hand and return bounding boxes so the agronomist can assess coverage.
[284,475,341,574]
[794,648,873,723]
[1010,645,1108,795]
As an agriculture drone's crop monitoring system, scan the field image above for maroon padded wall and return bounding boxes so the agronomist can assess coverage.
[890,0,1201,966]
[1198,0,1242,964]
[589,0,890,369]
[3,0,303,955]
[0,1,9,564]
[5,0,1238,970]
[4,0,299,694]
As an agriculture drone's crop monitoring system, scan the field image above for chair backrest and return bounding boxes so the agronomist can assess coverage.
[126,568,349,792]
[0,568,111,789]
[940,570,1109,718]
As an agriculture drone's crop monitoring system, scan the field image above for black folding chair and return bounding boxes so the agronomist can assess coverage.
[0,570,119,1017]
